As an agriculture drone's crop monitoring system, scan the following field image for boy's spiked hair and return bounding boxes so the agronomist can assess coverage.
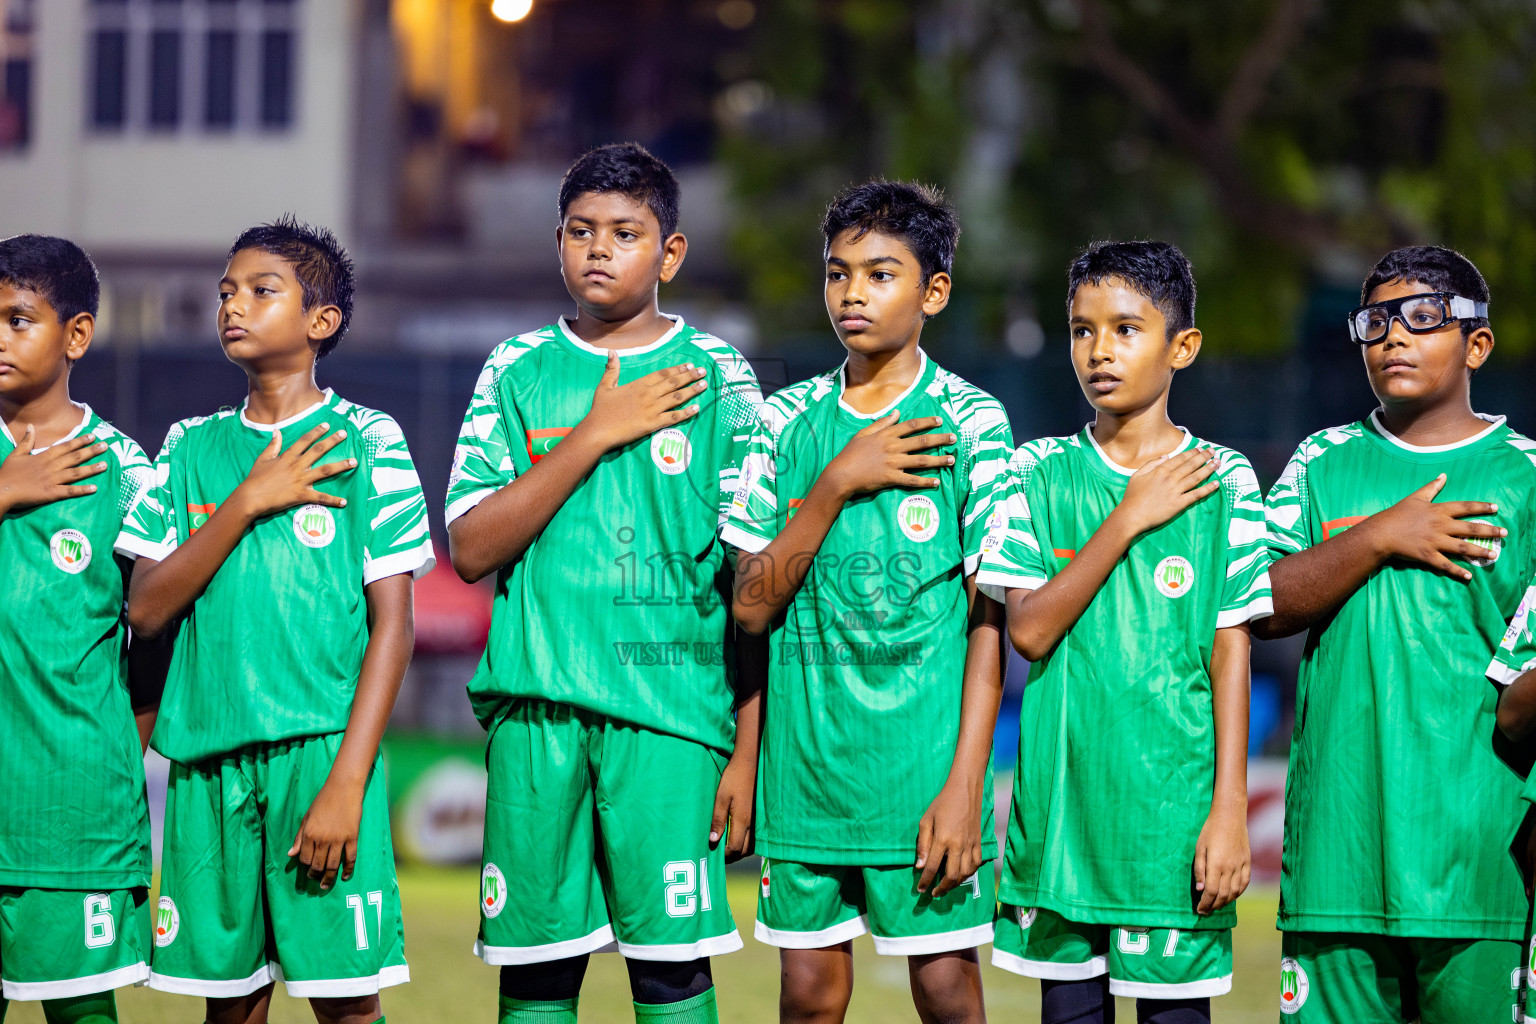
[0,234,100,321]
[558,143,681,237]
[821,180,959,284]
[1361,245,1490,337]
[1067,241,1196,339]
[228,215,355,358]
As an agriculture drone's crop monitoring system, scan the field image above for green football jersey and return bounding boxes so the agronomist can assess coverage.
[1266,411,1535,940]
[722,352,1013,864]
[445,317,762,752]
[976,427,1272,930]
[0,406,153,889]
[115,389,435,765]
[1489,580,1536,806]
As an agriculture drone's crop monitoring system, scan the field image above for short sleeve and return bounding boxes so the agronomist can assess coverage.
[707,347,764,527]
[719,400,785,555]
[1265,442,1316,558]
[114,424,184,562]
[1215,455,1274,628]
[957,397,1015,577]
[1489,581,1536,686]
[445,344,529,527]
[974,445,1051,603]
[359,413,435,584]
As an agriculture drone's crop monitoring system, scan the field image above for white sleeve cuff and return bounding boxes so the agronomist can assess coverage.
[719,522,771,554]
[1215,594,1275,629]
[1488,659,1529,687]
[363,538,437,584]
[444,489,494,527]
[974,568,1046,605]
[113,532,176,563]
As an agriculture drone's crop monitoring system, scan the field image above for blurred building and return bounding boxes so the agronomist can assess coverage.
[0,0,760,352]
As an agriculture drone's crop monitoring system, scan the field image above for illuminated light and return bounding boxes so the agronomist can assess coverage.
[717,0,755,30]
[491,0,533,23]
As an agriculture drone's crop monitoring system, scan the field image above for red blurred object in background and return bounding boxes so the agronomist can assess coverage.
[413,546,492,655]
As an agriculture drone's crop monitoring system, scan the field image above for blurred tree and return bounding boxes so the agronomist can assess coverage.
[720,0,1536,356]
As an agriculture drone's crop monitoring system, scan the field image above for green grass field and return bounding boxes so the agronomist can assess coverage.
[8,867,1281,1022]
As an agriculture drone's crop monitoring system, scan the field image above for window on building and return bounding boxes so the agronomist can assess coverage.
[87,0,299,134]
[0,0,34,151]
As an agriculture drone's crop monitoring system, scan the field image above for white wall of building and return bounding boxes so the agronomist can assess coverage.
[0,0,357,252]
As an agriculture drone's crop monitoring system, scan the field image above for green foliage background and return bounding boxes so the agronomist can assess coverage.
[718,0,1536,358]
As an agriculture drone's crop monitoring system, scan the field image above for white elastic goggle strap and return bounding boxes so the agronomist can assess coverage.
[1448,295,1489,319]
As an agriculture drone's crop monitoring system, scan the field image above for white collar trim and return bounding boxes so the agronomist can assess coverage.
[240,389,335,432]
[557,315,685,357]
[1,403,92,452]
[838,350,929,420]
[1368,409,1504,453]
[1084,423,1195,477]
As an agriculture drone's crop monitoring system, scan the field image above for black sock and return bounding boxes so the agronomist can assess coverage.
[1135,997,1210,1024]
[1040,976,1113,1024]
[625,958,713,1004]
[498,955,590,1001]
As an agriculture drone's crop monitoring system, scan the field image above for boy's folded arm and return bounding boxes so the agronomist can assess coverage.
[447,425,611,582]
[128,423,355,637]
[1195,624,1252,916]
[1496,673,1536,742]
[1007,448,1218,660]
[449,353,707,583]
[1256,474,1504,640]
[918,577,1005,896]
[289,571,414,891]
[732,412,954,634]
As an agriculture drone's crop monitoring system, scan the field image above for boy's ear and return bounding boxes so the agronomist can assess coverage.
[1465,325,1495,373]
[921,271,952,318]
[306,304,343,344]
[658,232,689,284]
[63,312,95,363]
[1169,326,1202,370]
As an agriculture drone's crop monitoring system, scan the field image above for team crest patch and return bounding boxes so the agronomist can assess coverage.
[651,428,691,475]
[154,896,179,947]
[1279,956,1308,1014]
[293,504,337,548]
[760,859,770,900]
[481,863,507,918]
[897,494,940,543]
[50,529,91,574]
[1154,555,1194,598]
[1465,519,1502,567]
[1018,906,1037,929]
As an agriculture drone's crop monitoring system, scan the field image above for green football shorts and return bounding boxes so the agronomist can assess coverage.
[149,733,407,999]
[993,904,1232,999]
[754,858,994,955]
[1277,930,1521,1021]
[475,700,741,964]
[0,887,148,1000]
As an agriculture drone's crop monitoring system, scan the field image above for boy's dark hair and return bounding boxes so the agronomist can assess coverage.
[821,180,959,284]
[0,234,100,321]
[1361,245,1490,337]
[228,215,355,358]
[1066,241,1195,339]
[558,143,681,237]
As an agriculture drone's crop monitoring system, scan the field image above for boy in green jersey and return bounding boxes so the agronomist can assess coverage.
[724,181,1011,1023]
[1255,245,1530,1023]
[115,218,434,1024]
[445,143,762,1024]
[0,236,154,1023]
[1490,581,1536,1023]
[977,241,1271,1024]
